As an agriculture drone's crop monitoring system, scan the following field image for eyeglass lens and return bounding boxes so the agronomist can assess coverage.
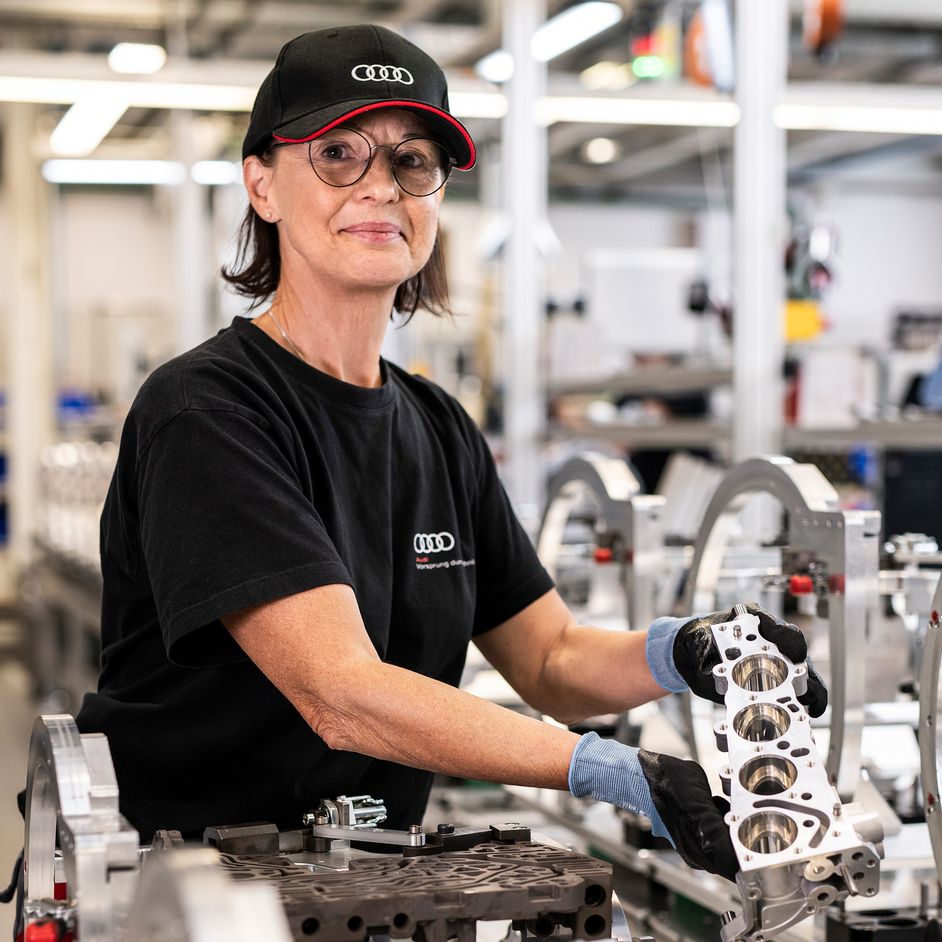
[308,127,451,197]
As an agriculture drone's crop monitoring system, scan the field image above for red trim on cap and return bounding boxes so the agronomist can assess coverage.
[272,100,476,170]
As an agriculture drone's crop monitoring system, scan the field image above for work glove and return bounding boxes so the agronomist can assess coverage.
[569,732,738,881]
[645,602,828,717]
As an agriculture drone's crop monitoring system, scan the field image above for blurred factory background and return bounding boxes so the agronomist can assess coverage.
[3,1,942,940]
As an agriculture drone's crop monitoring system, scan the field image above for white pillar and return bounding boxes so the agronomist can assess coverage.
[4,103,55,573]
[170,110,211,353]
[733,0,788,461]
[501,0,547,528]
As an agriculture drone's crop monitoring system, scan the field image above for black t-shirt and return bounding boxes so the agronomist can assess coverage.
[75,316,553,841]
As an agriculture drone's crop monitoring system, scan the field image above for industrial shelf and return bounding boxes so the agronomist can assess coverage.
[548,366,732,398]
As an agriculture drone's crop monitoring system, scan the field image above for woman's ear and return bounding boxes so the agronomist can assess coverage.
[243,155,279,223]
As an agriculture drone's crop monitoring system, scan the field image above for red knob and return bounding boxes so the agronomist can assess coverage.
[593,547,614,563]
[789,574,814,595]
[25,922,61,942]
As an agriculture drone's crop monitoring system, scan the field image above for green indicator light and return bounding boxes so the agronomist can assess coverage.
[632,55,665,79]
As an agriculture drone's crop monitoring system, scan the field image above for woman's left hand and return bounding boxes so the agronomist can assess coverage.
[671,603,828,716]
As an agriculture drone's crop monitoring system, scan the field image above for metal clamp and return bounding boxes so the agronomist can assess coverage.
[712,607,884,942]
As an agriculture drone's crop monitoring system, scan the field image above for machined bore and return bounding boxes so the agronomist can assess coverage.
[739,755,798,795]
[739,812,798,854]
[732,703,791,742]
[731,653,789,692]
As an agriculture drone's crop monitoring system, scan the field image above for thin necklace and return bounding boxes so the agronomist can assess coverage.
[263,308,309,364]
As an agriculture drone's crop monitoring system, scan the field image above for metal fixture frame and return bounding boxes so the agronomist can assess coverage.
[919,581,942,879]
[23,714,140,941]
[537,452,667,630]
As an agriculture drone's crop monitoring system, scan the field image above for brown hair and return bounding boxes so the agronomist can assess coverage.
[221,149,451,322]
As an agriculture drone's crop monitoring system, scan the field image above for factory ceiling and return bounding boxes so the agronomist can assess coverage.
[1,0,941,201]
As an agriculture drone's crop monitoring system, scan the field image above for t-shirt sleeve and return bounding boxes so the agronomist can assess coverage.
[469,427,554,636]
[135,407,352,666]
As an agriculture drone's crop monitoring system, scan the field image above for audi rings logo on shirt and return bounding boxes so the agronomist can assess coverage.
[413,532,456,554]
[351,63,415,85]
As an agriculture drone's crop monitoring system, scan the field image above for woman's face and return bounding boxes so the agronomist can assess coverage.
[245,109,446,298]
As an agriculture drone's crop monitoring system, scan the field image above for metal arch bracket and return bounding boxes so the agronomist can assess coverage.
[919,588,942,881]
[536,452,667,630]
[681,456,881,798]
[23,714,140,942]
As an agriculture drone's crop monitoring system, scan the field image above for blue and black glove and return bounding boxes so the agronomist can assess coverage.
[646,602,828,717]
[569,732,738,881]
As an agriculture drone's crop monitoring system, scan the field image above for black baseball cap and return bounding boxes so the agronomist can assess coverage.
[242,24,476,170]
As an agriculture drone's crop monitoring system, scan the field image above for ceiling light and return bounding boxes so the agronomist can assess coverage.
[775,103,942,136]
[584,137,620,163]
[0,76,255,112]
[538,95,740,128]
[108,43,167,75]
[580,61,635,92]
[449,90,508,118]
[41,159,186,185]
[475,50,514,84]
[49,92,128,156]
[191,161,241,185]
[531,2,624,62]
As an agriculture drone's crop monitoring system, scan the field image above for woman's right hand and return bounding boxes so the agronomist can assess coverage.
[568,732,738,881]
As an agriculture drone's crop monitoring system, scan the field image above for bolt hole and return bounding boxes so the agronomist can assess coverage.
[302,918,320,935]
[585,884,607,907]
[584,916,607,937]
[803,819,815,828]
[393,914,410,930]
[347,917,363,933]
[801,792,813,800]
[851,852,864,861]
[746,634,757,641]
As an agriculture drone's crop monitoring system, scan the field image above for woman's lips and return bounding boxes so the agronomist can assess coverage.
[342,223,403,244]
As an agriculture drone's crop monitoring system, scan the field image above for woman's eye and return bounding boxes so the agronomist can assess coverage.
[316,141,359,161]
[396,151,426,170]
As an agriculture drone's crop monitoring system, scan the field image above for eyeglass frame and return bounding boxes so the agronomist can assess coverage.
[269,126,456,197]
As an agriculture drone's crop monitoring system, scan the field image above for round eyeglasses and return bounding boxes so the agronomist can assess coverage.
[307,127,454,197]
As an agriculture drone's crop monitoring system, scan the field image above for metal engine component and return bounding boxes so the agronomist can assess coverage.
[217,835,614,942]
[23,714,140,941]
[682,456,882,799]
[712,608,885,942]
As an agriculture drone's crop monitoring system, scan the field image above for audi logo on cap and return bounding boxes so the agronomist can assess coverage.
[351,63,415,85]
[414,532,455,554]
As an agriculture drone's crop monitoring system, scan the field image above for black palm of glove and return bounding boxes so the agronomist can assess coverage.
[638,748,738,881]
[674,602,828,717]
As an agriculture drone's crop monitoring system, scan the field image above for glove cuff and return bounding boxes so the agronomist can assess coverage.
[567,732,670,840]
[646,616,689,693]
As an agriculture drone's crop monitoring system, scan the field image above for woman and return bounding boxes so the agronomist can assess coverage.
[72,23,826,881]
